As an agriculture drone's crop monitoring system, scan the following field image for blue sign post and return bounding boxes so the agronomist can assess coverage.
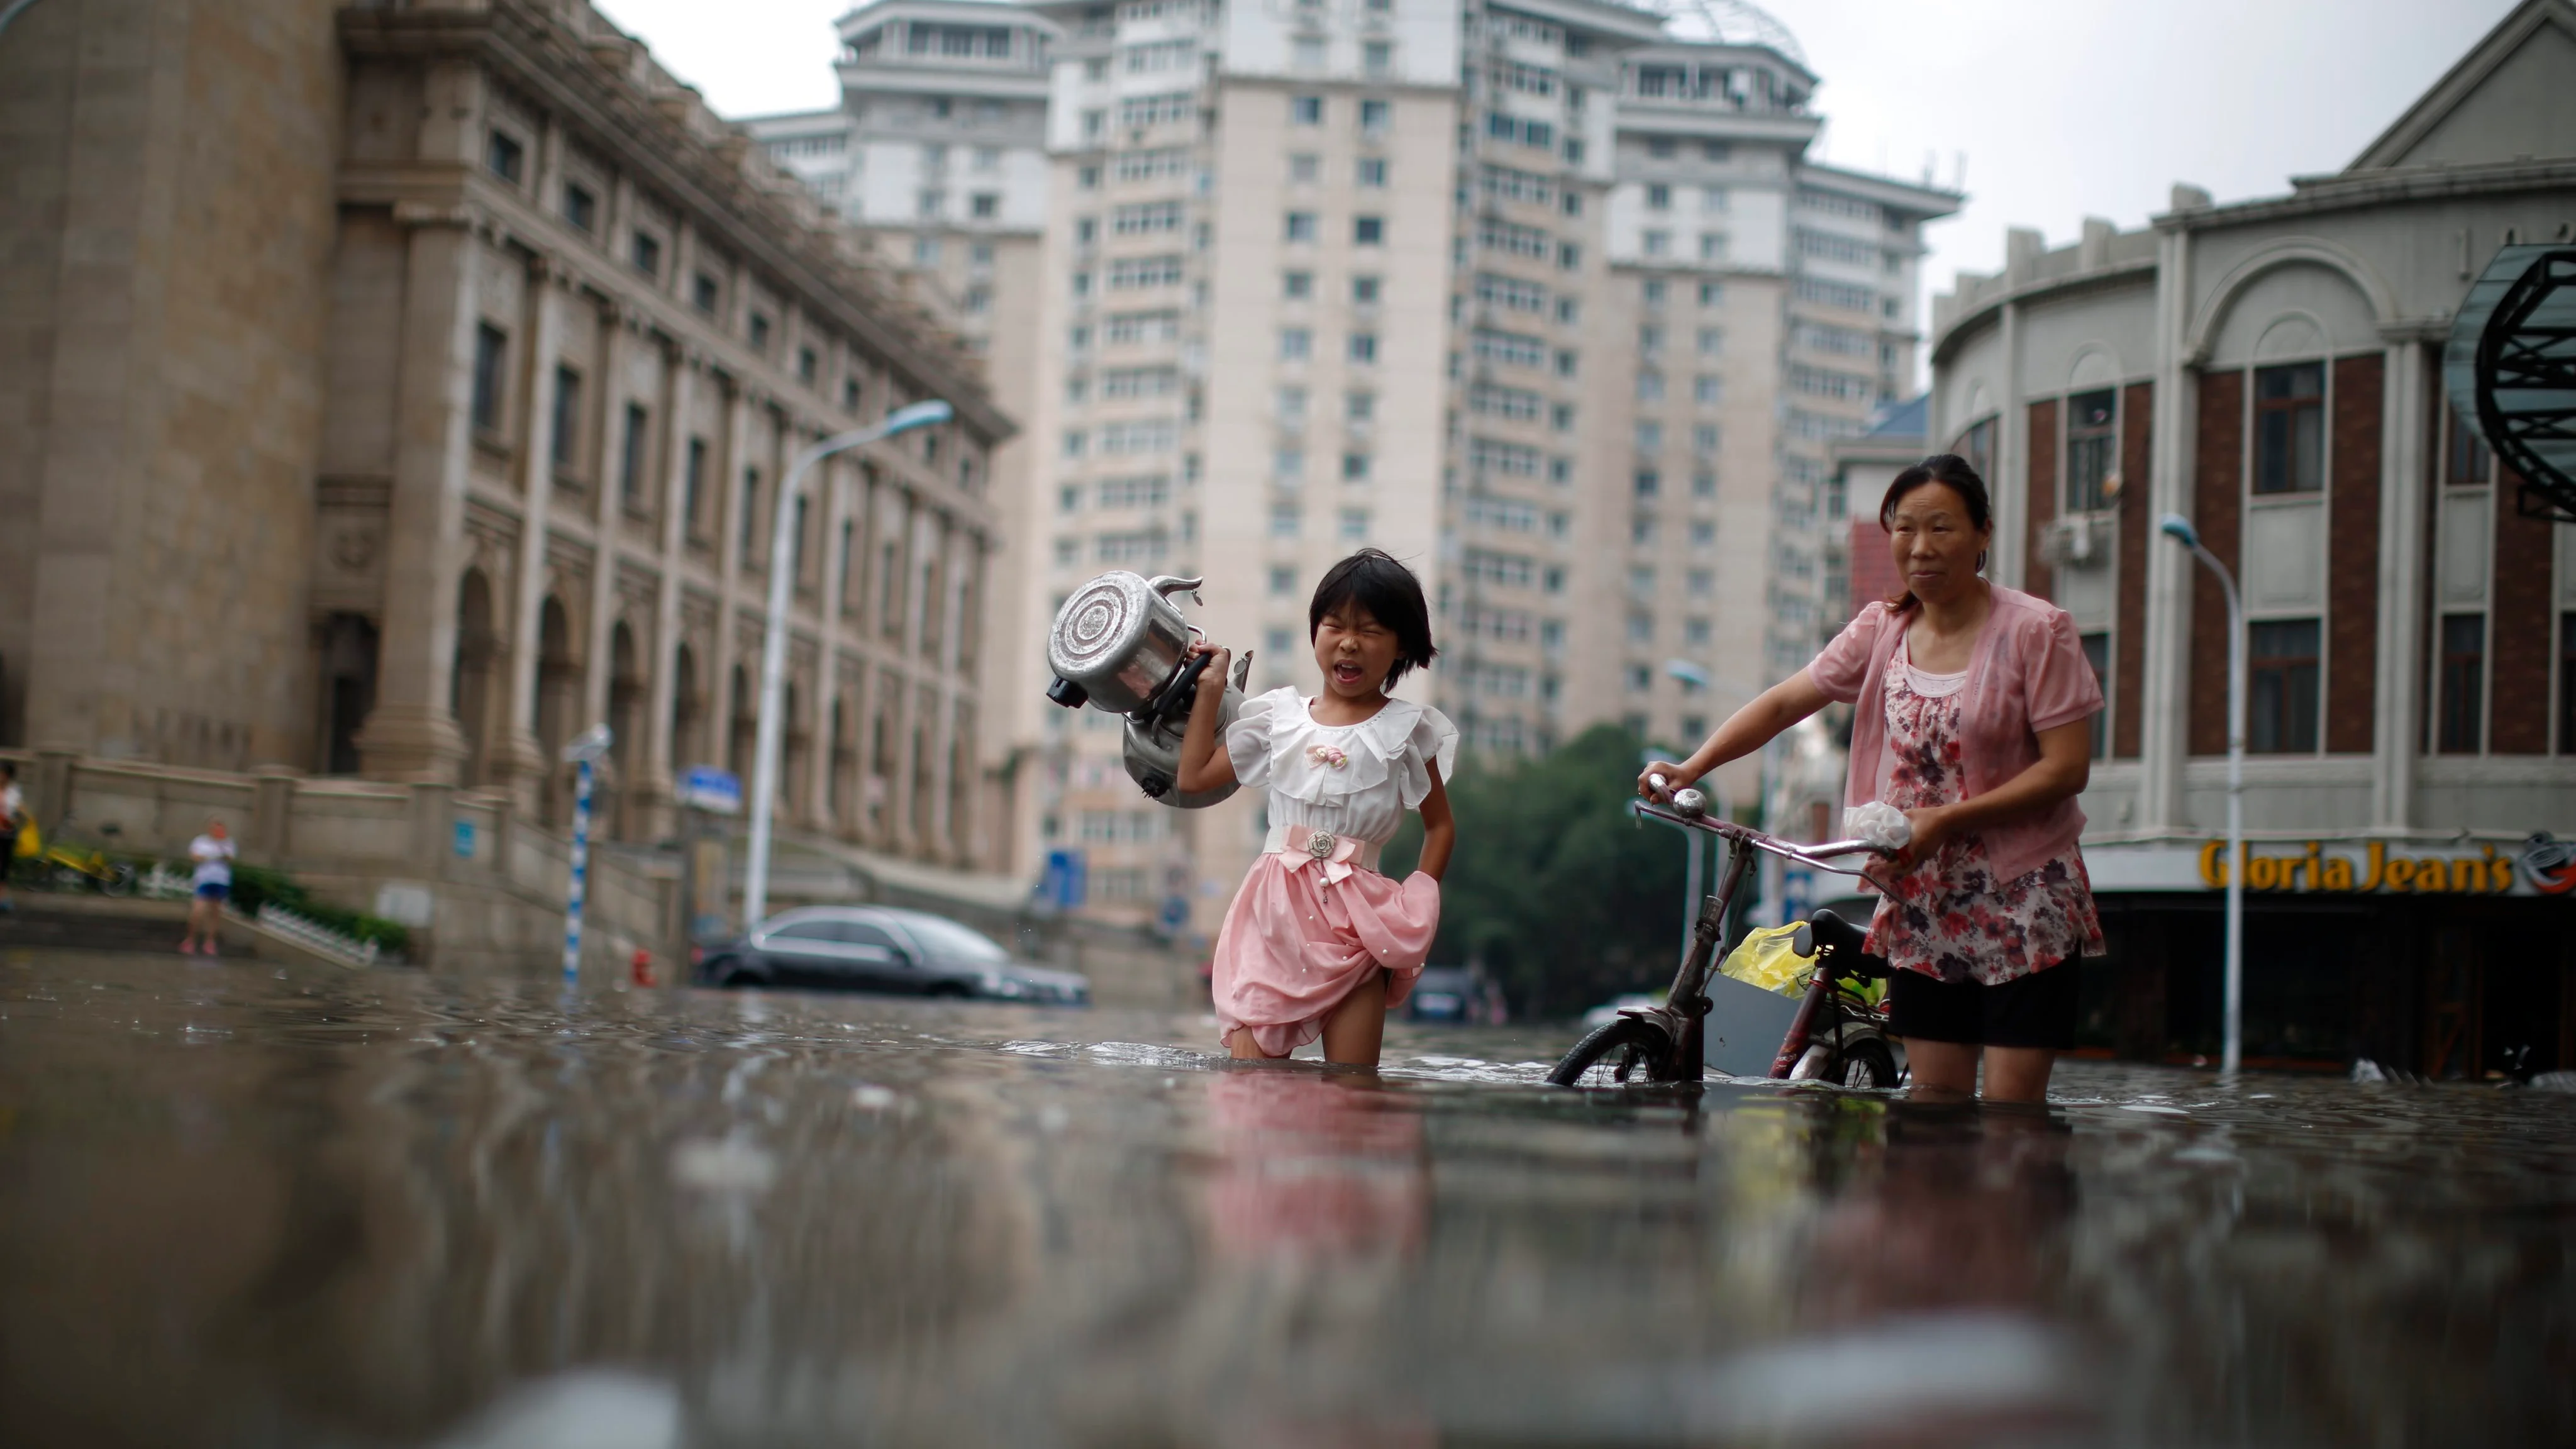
[678,765,741,815]
[1040,849,1087,912]
[559,724,613,987]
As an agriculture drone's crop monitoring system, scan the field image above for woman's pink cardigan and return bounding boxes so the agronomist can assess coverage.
[1806,585,2106,885]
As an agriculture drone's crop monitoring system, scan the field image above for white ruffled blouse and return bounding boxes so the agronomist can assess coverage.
[1225,687,1460,846]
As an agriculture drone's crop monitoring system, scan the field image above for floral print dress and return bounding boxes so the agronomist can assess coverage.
[1863,642,2104,987]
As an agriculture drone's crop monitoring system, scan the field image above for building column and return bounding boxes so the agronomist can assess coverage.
[352,201,479,782]
[490,253,571,811]
[582,303,640,774]
[1991,296,2026,589]
[709,384,759,784]
[638,345,702,840]
[2372,336,2430,830]
[2138,224,2197,830]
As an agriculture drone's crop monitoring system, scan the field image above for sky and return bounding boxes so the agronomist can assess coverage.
[596,0,2523,297]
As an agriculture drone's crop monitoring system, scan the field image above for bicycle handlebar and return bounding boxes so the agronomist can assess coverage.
[1631,796,1892,875]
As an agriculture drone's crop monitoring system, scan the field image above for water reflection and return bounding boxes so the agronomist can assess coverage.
[1,948,2571,1446]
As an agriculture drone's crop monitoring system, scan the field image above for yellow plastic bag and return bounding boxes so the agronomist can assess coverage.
[1719,921,1886,1008]
[12,819,35,859]
[1718,923,1813,997]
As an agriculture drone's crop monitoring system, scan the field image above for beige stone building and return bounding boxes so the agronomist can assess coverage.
[1,0,1012,871]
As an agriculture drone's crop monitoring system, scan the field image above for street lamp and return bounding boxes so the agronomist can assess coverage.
[743,399,953,929]
[2159,512,2245,1075]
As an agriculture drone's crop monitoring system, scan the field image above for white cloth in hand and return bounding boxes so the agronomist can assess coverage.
[1843,801,1913,852]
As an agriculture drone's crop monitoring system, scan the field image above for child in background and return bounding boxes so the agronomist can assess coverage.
[1174,550,1457,1068]
[181,818,235,956]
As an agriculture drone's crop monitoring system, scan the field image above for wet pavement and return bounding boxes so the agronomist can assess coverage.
[1,947,2570,1447]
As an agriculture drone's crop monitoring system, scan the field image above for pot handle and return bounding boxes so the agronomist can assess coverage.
[1148,574,1204,608]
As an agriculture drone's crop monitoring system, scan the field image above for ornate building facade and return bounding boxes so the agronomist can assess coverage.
[1,0,1013,867]
[1928,0,2576,1073]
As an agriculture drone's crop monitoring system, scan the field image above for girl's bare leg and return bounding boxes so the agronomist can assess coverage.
[1320,970,1389,1068]
[1226,1026,1283,1060]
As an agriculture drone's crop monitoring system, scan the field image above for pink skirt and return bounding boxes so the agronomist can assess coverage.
[1210,855,1441,1056]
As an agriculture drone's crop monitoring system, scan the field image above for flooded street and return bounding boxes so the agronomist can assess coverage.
[2,947,2570,1447]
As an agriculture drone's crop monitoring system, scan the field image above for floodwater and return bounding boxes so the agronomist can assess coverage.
[1,948,2570,1448]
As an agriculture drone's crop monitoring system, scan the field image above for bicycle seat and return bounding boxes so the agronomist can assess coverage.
[1794,908,1890,978]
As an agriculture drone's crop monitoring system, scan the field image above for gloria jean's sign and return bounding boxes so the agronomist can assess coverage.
[2195,833,2576,897]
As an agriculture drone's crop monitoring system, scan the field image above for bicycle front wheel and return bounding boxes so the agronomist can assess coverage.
[1548,1016,1674,1087]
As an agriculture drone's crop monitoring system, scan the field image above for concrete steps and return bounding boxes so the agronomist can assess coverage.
[0,892,360,969]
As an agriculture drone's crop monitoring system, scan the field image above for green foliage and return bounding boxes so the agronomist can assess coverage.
[1382,723,1693,1020]
[228,864,412,958]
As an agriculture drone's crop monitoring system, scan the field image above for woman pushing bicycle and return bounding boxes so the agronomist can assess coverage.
[1640,454,2104,1103]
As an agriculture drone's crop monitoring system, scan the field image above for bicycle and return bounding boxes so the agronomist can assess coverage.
[1548,779,1896,1089]
[25,813,138,897]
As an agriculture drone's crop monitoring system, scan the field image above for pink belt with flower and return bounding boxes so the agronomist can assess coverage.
[1262,823,1385,884]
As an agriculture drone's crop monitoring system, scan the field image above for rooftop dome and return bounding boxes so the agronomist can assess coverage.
[1643,0,1806,68]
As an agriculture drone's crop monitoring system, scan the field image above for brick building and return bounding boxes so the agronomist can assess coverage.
[1927,0,2576,1075]
[0,0,1013,870]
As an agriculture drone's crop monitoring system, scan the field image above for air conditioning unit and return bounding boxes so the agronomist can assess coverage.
[2039,514,2111,569]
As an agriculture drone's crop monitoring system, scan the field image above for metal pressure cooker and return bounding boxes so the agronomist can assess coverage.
[1044,572,1248,808]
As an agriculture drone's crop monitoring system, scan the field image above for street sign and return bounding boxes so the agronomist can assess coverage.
[1040,849,1087,911]
[452,819,476,858]
[679,765,741,815]
[1158,895,1189,933]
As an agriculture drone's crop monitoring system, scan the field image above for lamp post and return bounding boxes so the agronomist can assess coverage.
[2160,513,2245,1075]
[743,399,953,930]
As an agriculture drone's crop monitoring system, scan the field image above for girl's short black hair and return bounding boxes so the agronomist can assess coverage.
[1308,548,1439,687]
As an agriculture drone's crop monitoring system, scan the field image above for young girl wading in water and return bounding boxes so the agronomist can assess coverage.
[1174,550,1457,1068]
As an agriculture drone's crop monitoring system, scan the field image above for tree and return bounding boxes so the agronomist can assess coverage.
[1382,724,1694,1020]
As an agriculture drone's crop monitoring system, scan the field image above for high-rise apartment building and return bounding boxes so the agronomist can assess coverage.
[748,0,1955,934]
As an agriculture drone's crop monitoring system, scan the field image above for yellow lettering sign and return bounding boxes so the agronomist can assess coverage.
[2192,839,2524,895]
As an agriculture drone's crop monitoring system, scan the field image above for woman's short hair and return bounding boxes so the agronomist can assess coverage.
[1308,548,1440,687]
[1878,453,1995,612]
[1879,453,1993,533]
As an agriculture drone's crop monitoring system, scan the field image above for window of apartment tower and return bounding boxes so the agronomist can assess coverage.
[1360,99,1390,133]
[2252,362,2324,494]
[1363,42,1392,77]
[2066,389,2116,512]
[1291,95,1323,125]
[749,312,772,352]
[693,272,720,313]
[630,231,661,277]
[2438,613,2485,753]
[2247,618,2321,753]
[2447,401,2492,486]
[741,469,762,564]
[561,181,597,233]
[2079,631,2111,758]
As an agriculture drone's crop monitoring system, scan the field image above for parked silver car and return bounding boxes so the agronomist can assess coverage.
[697,906,1091,1005]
